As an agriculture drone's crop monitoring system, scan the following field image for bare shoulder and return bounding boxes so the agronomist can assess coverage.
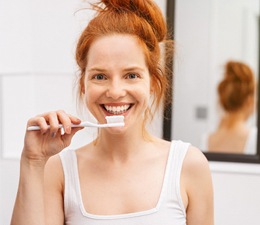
[182,145,214,225]
[181,145,212,196]
[183,145,210,174]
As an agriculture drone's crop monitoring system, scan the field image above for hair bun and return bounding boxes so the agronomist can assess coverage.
[101,0,134,12]
[218,60,255,112]
[96,0,166,42]
[224,61,253,83]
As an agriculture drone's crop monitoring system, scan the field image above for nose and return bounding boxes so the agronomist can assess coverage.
[106,79,126,99]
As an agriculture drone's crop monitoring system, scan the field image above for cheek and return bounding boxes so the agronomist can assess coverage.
[135,84,151,105]
[83,85,100,106]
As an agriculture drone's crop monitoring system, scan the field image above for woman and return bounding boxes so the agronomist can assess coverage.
[202,61,256,154]
[11,0,214,224]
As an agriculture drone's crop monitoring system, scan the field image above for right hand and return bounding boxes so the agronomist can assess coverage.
[22,110,83,164]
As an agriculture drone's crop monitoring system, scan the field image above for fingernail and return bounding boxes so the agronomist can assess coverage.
[51,132,56,138]
[65,126,71,134]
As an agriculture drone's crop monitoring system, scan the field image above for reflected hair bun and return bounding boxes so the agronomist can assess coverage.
[218,61,255,112]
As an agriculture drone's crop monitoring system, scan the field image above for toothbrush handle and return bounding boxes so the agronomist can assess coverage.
[27,122,124,131]
[27,124,64,131]
[27,122,98,131]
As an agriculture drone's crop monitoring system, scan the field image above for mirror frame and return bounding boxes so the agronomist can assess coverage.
[163,0,260,163]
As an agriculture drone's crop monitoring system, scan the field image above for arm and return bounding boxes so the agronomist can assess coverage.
[181,146,214,225]
[11,156,47,225]
[11,110,82,225]
[44,155,65,225]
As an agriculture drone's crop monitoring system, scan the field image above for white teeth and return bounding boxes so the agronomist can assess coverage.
[104,105,130,114]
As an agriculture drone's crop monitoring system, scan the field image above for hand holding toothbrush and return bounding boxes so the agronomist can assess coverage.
[22,110,124,166]
[22,110,84,165]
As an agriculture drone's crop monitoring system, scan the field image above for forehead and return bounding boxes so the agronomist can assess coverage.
[86,34,147,68]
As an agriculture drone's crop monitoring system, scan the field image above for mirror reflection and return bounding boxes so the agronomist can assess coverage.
[200,61,257,154]
[172,0,259,155]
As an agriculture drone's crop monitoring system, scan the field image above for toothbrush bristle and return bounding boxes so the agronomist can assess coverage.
[105,115,124,124]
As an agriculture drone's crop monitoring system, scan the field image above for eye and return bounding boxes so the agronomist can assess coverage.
[93,74,106,80]
[126,73,139,79]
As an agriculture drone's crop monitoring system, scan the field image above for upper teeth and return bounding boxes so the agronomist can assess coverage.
[104,105,130,114]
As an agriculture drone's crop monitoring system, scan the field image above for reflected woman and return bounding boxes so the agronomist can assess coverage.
[201,61,257,154]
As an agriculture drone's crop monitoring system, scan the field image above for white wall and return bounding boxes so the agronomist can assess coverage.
[0,0,96,223]
[210,163,260,225]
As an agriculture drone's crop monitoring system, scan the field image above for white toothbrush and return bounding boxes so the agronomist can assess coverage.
[27,115,125,131]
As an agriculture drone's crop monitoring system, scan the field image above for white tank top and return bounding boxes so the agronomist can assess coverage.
[59,140,189,225]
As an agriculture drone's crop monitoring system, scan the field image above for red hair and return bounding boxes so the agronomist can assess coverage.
[218,61,256,112]
[76,0,172,122]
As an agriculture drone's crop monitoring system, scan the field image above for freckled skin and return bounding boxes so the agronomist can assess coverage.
[83,34,151,133]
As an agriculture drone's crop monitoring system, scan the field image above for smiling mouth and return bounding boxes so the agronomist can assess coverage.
[102,104,132,115]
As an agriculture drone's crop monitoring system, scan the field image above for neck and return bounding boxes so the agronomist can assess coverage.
[219,111,248,130]
[93,125,155,162]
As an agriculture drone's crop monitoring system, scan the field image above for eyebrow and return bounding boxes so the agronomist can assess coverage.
[87,68,106,72]
[87,66,146,73]
[123,66,146,72]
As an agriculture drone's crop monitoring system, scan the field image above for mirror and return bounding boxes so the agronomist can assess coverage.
[164,0,260,163]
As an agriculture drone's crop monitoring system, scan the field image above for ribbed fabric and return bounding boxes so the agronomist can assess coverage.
[59,140,189,225]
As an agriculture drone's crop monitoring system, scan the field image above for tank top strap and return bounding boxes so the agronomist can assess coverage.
[59,149,82,216]
[164,140,190,215]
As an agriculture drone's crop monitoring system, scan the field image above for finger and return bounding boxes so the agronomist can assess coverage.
[27,116,49,134]
[63,113,82,134]
[39,111,81,125]
[47,111,61,138]
[29,111,81,136]
[56,111,81,134]
[48,111,81,136]
[56,110,74,134]
[68,114,81,125]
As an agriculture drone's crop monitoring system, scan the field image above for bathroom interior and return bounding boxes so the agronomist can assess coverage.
[0,0,260,224]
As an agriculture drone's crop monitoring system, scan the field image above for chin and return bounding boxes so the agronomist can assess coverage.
[105,126,126,135]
